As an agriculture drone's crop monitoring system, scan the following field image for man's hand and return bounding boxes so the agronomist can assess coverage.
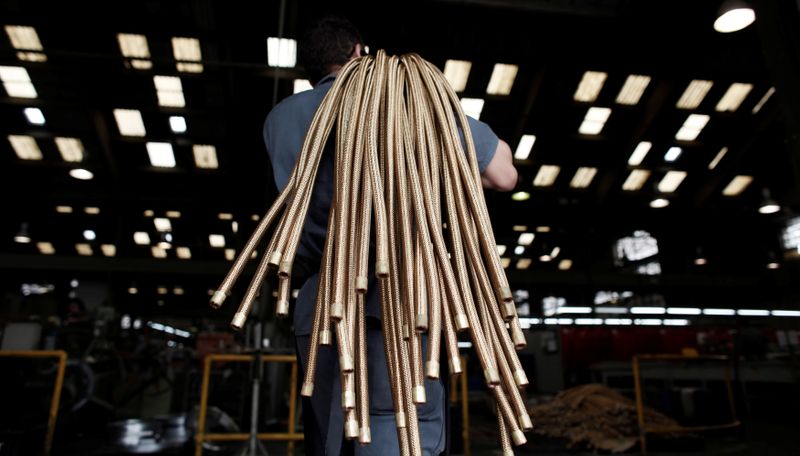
[481,140,518,191]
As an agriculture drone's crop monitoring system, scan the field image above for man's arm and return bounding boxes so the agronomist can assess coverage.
[481,139,518,191]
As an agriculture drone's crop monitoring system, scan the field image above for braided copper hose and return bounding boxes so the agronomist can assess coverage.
[492,385,527,446]
[498,404,515,456]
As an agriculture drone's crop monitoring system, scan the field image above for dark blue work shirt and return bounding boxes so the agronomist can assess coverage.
[263,73,499,336]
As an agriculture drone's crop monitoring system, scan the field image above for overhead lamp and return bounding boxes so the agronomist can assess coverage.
[714,0,756,33]
[694,247,707,266]
[69,168,93,180]
[650,198,670,209]
[758,188,780,214]
[14,222,31,243]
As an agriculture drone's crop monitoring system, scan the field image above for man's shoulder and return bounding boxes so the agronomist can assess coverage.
[267,85,330,127]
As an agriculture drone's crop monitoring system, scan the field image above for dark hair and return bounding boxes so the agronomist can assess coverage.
[299,15,363,83]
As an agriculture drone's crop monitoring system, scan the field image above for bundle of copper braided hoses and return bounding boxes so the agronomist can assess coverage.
[209,50,532,455]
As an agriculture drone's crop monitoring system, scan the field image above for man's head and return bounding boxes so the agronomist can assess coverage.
[299,15,363,84]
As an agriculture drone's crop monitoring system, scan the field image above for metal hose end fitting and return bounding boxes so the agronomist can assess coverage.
[413,385,426,404]
[355,276,369,294]
[511,429,527,446]
[358,427,372,444]
[276,299,290,317]
[520,413,533,431]
[513,369,529,388]
[415,313,428,331]
[319,330,332,346]
[345,419,359,439]
[268,250,282,268]
[301,382,314,397]
[209,290,227,309]
[455,314,469,331]
[278,260,292,278]
[230,312,247,330]
[425,361,440,379]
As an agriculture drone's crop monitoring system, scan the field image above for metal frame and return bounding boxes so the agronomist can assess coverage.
[195,353,302,456]
[632,354,740,455]
[0,350,67,456]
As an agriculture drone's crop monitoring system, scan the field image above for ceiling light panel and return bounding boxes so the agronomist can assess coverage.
[514,135,536,160]
[117,33,150,58]
[133,232,151,245]
[153,75,185,107]
[113,109,146,136]
[657,170,687,193]
[721,175,753,196]
[146,142,176,168]
[676,79,713,109]
[24,107,45,125]
[569,167,598,188]
[460,98,484,119]
[193,144,218,169]
[5,25,43,50]
[675,114,710,141]
[267,37,297,68]
[533,165,560,187]
[579,107,611,135]
[8,135,42,160]
[615,74,651,105]
[664,146,682,162]
[176,247,191,259]
[486,63,518,95]
[154,217,172,232]
[54,137,85,162]
[574,71,607,102]
[443,60,471,92]
[0,65,37,98]
[169,116,187,133]
[37,242,55,254]
[716,82,753,112]
[516,258,532,270]
[518,233,535,246]
[101,244,116,257]
[627,141,651,166]
[752,87,775,114]
[76,243,93,256]
[172,37,202,61]
[708,147,728,170]
[209,234,225,248]
[622,169,650,191]
[293,79,313,94]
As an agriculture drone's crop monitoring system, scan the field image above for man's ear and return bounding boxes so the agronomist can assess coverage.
[352,43,363,59]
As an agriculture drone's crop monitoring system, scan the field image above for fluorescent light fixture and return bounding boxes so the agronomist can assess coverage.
[166,116,186,134]
[8,135,42,160]
[166,210,181,218]
[574,71,607,102]
[486,63,518,95]
[267,37,297,67]
[604,318,633,325]
[635,319,662,326]
[173,286,185,295]
[513,225,528,232]
[557,306,592,314]
[84,206,100,215]
[56,206,73,213]
[667,307,702,315]
[664,146,682,162]
[457,341,473,349]
[193,144,218,169]
[5,25,43,50]
[558,259,572,270]
[232,221,239,233]
[500,257,511,268]
[557,318,574,325]
[714,6,756,33]
[650,198,670,208]
[128,286,138,294]
[766,261,780,269]
[55,137,85,162]
[293,79,313,94]
[703,308,735,316]
[708,147,728,170]
[658,170,687,193]
[16,51,46,62]
[623,169,651,191]
[496,245,507,255]
[579,107,611,135]
[153,75,185,107]
[677,80,713,109]
[37,242,55,254]
[716,82,753,112]
[82,229,96,241]
[130,59,152,70]
[514,134,536,160]
[154,217,172,232]
[133,232,151,245]
[663,319,690,326]
[772,310,800,317]
[69,169,93,180]
[171,37,202,61]
[570,166,597,188]
[533,165,560,187]
[518,233,535,246]
[752,87,775,114]
[721,175,752,196]
[695,257,708,266]
[550,246,561,258]
[737,309,769,316]
[113,109,146,136]
[24,107,45,125]
[146,142,176,168]
[176,247,191,259]
[631,307,666,315]
[101,244,116,257]
[460,98,484,119]
[117,33,150,58]
[209,234,225,248]
[0,66,37,98]
[516,258,532,270]
[675,114,710,141]
[218,212,233,220]
[536,226,551,233]
[595,307,629,314]
[616,74,651,105]
[143,209,154,217]
[576,318,603,325]
[76,243,93,256]
[443,60,471,92]
[628,141,651,166]
[151,246,168,258]
[224,248,237,260]
[511,191,529,201]
[514,246,524,255]
[543,318,559,325]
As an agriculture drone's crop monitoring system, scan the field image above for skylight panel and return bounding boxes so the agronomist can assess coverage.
[627,141,651,166]
[518,233,535,246]
[0,65,37,98]
[622,169,650,191]
[24,107,45,125]
[574,71,607,102]
[267,37,297,68]
[169,116,186,133]
[664,146,682,162]
[615,74,650,105]
[8,135,42,160]
[443,60,471,92]
[193,144,218,169]
[146,142,176,168]
[113,109,146,136]
[676,79,713,109]
[721,175,752,196]
[486,63,518,95]
[54,137,85,162]
[460,98,484,119]
[675,114,710,141]
[569,167,597,188]
[533,165,560,187]
[153,75,185,107]
[514,134,536,160]
[578,107,611,135]
[716,82,753,112]
[657,170,687,193]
